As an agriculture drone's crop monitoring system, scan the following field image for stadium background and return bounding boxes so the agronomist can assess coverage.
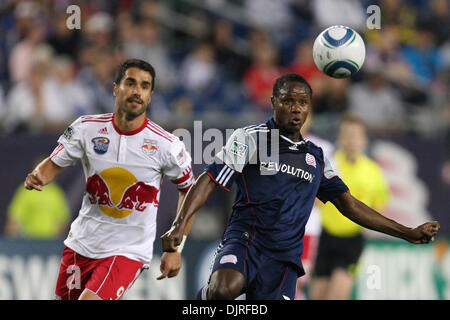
[0,0,448,299]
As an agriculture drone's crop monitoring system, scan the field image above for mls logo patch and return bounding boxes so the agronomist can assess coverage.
[141,139,158,157]
[92,137,110,155]
[305,153,316,168]
[63,126,74,140]
[229,141,248,158]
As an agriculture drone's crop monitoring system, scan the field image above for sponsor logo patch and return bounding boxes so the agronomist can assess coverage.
[92,137,110,154]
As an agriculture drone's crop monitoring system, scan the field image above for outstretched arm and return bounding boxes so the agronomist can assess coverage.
[161,171,217,252]
[332,192,440,244]
[24,157,65,191]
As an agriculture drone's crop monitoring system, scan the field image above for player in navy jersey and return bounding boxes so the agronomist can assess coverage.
[161,73,440,300]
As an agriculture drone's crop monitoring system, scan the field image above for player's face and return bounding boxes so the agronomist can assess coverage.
[113,67,153,120]
[338,122,367,154]
[271,82,311,139]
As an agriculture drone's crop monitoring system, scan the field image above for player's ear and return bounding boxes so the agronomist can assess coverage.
[270,95,276,108]
[113,82,118,97]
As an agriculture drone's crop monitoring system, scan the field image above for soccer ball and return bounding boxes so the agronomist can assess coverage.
[312,25,366,78]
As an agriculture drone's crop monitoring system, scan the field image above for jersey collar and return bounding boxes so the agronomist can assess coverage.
[112,113,149,136]
[266,117,305,144]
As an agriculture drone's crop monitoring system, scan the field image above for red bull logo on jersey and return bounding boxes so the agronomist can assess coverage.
[141,139,158,157]
[85,167,159,219]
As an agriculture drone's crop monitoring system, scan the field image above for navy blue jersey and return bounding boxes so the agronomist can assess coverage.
[205,118,349,275]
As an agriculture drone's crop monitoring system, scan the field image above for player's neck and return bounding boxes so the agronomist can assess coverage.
[280,130,302,142]
[114,110,147,133]
[342,151,360,163]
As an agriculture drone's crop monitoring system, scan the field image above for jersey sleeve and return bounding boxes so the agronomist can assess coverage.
[163,137,195,192]
[316,155,349,203]
[50,117,84,167]
[204,128,257,191]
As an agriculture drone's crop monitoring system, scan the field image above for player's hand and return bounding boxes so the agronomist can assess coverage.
[157,252,182,280]
[404,221,440,244]
[161,224,183,252]
[24,170,45,191]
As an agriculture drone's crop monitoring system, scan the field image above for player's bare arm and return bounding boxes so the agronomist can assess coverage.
[157,189,189,280]
[161,172,217,253]
[332,192,440,244]
[24,157,65,191]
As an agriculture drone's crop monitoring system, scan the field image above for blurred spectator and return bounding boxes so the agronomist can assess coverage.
[50,55,92,116]
[312,0,366,32]
[313,77,350,116]
[83,11,114,50]
[418,0,449,46]
[123,19,176,93]
[401,27,445,87]
[77,48,116,114]
[365,25,412,85]
[243,42,282,112]
[287,39,327,94]
[180,43,218,91]
[47,12,81,58]
[139,0,170,23]
[209,19,249,81]
[187,11,211,41]
[5,58,78,134]
[178,43,221,112]
[5,157,71,239]
[244,0,294,38]
[348,69,406,135]
[377,0,419,46]
[8,20,49,83]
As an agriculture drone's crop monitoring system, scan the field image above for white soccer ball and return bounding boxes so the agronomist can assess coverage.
[312,25,366,78]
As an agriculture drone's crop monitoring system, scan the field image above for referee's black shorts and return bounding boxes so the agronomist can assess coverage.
[313,228,364,278]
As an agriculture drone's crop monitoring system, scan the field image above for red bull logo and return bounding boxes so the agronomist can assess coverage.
[85,167,159,219]
[142,139,158,157]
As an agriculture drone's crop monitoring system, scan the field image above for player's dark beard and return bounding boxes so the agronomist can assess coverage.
[120,96,146,121]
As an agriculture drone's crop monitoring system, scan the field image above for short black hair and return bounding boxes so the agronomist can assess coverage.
[272,73,312,98]
[114,59,156,91]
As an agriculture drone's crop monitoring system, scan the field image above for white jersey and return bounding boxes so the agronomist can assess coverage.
[50,113,194,264]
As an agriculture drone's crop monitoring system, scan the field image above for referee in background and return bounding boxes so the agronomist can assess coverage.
[310,113,390,300]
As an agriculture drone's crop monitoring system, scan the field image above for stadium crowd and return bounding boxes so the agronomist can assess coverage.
[0,0,448,138]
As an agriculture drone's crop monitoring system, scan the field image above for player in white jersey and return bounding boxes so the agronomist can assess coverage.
[24,59,195,300]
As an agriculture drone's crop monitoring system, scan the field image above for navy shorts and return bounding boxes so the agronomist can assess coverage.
[209,238,298,300]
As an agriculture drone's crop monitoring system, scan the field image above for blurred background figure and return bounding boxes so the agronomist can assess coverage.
[5,57,78,134]
[243,41,282,113]
[287,38,327,91]
[313,0,366,33]
[348,67,406,136]
[123,19,176,93]
[310,114,390,300]
[296,111,335,300]
[5,157,71,240]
